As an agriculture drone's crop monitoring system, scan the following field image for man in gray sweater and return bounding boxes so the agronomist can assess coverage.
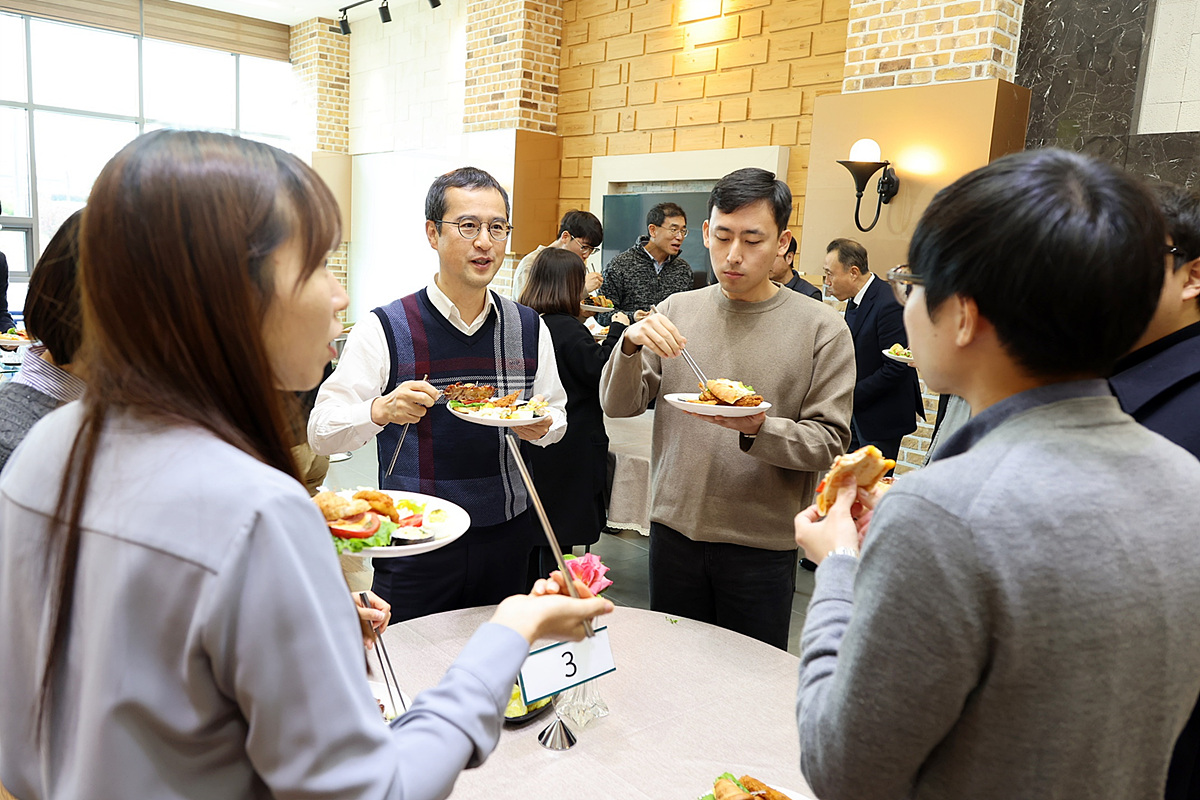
[793,149,1200,799]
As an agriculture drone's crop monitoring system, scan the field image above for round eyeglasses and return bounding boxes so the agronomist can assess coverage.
[436,218,512,241]
[664,224,688,239]
[885,264,924,306]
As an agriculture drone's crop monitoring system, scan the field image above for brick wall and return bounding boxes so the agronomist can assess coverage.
[465,0,564,132]
[290,18,351,302]
[555,0,852,238]
[843,0,1023,92]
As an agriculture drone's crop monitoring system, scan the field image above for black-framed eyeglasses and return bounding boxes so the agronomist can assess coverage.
[570,235,597,256]
[436,218,512,241]
[886,264,924,306]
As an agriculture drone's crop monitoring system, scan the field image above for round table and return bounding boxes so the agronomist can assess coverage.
[382,606,814,799]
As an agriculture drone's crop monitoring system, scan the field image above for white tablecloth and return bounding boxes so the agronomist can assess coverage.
[383,605,814,799]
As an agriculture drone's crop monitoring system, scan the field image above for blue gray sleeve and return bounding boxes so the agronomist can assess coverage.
[201,493,528,800]
[796,493,989,800]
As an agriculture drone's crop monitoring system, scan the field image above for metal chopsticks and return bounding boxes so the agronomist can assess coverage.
[361,591,407,715]
[504,435,595,638]
[647,304,708,389]
[385,374,428,477]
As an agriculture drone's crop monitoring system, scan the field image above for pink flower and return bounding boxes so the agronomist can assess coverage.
[565,553,613,596]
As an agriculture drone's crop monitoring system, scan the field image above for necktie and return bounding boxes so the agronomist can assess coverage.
[844,298,858,328]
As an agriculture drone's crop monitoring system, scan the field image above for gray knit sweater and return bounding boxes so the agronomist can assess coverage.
[0,382,60,474]
[797,381,1200,799]
[597,236,693,324]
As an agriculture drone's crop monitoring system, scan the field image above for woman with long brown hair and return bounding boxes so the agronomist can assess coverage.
[519,247,628,578]
[0,130,609,799]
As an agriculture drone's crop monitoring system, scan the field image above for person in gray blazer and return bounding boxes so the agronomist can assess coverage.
[794,149,1200,799]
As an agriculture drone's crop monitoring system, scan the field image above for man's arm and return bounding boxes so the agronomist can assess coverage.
[797,493,988,800]
[739,323,855,472]
[526,317,568,447]
[307,316,389,455]
[855,300,911,408]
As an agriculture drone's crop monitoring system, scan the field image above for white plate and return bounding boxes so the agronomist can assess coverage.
[337,489,470,558]
[882,348,914,364]
[449,406,548,428]
[580,302,614,313]
[663,392,772,418]
[591,328,610,340]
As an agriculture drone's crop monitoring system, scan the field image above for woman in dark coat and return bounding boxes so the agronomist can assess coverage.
[519,248,629,579]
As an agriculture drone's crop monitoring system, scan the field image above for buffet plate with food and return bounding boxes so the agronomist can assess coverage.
[444,381,550,428]
[313,488,470,558]
[882,343,914,364]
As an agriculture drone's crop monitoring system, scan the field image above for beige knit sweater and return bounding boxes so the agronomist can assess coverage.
[600,284,854,550]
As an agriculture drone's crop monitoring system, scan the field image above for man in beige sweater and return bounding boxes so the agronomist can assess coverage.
[600,167,854,649]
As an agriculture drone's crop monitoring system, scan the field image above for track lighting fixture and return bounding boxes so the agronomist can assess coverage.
[338,10,350,35]
[378,0,391,23]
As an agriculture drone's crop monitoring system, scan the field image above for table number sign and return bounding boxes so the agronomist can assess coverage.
[518,626,616,704]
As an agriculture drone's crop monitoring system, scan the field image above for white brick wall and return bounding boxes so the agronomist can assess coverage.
[1137,0,1200,134]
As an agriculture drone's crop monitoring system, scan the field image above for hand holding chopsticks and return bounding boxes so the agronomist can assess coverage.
[380,375,435,476]
[621,304,687,359]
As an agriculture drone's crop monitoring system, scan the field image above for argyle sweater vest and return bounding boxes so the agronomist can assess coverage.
[372,289,539,526]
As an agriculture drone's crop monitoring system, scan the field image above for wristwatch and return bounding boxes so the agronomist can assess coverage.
[825,546,860,560]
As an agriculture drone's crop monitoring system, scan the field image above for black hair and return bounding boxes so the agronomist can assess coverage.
[24,209,83,364]
[909,147,1166,378]
[559,209,603,246]
[1154,183,1200,271]
[707,167,791,234]
[785,236,798,258]
[519,247,586,317]
[826,238,868,273]
[647,202,686,228]
[425,166,511,233]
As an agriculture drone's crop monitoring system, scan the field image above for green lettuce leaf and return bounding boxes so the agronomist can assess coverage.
[332,517,398,555]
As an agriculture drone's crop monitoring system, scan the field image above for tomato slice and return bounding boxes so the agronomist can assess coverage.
[396,514,424,528]
[816,478,826,494]
[329,512,382,539]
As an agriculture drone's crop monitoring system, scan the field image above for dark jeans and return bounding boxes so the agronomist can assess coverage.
[372,511,534,622]
[648,522,797,650]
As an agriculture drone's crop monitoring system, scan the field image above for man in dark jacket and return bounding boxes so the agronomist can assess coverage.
[771,237,822,300]
[1109,183,1200,800]
[598,201,692,324]
[0,251,14,334]
[823,238,922,461]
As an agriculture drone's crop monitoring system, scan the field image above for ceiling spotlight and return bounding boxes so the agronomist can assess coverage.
[378,0,391,22]
[338,11,350,35]
[429,0,441,7]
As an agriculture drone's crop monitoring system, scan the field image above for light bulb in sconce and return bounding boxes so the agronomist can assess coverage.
[848,138,882,163]
[836,138,900,233]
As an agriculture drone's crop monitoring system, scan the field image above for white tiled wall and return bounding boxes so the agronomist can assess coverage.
[1137,0,1200,134]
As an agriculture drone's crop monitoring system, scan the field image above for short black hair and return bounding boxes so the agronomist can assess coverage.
[785,237,798,258]
[24,209,83,364]
[1154,183,1200,271]
[647,202,686,228]
[559,209,603,246]
[425,167,511,233]
[826,238,868,273]
[707,167,791,234]
[909,148,1166,378]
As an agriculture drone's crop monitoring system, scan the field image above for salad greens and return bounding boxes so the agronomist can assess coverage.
[697,773,747,800]
[332,517,398,555]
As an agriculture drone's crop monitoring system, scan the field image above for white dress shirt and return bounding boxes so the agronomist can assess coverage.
[850,271,875,309]
[309,280,567,455]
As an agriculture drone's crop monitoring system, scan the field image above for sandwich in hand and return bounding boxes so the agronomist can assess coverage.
[816,444,895,515]
[692,379,764,407]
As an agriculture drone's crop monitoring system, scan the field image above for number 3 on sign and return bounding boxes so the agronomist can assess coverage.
[518,626,616,705]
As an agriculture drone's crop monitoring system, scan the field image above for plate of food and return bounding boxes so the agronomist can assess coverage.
[882,343,913,363]
[591,326,610,340]
[0,328,32,345]
[580,293,615,313]
[503,684,556,725]
[697,772,802,800]
[312,488,469,558]
[664,379,771,418]
[445,381,550,428]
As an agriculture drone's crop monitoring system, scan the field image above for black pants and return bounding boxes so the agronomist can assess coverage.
[648,522,797,650]
[849,424,902,466]
[372,511,534,622]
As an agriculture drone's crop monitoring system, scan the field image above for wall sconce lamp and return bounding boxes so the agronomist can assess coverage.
[837,138,900,233]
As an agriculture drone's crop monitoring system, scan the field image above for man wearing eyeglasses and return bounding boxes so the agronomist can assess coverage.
[309,166,569,621]
[823,238,923,463]
[510,209,604,302]
[598,202,694,324]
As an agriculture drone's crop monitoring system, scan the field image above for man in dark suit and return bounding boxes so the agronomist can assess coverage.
[823,238,922,461]
[771,237,823,300]
[1109,183,1200,800]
